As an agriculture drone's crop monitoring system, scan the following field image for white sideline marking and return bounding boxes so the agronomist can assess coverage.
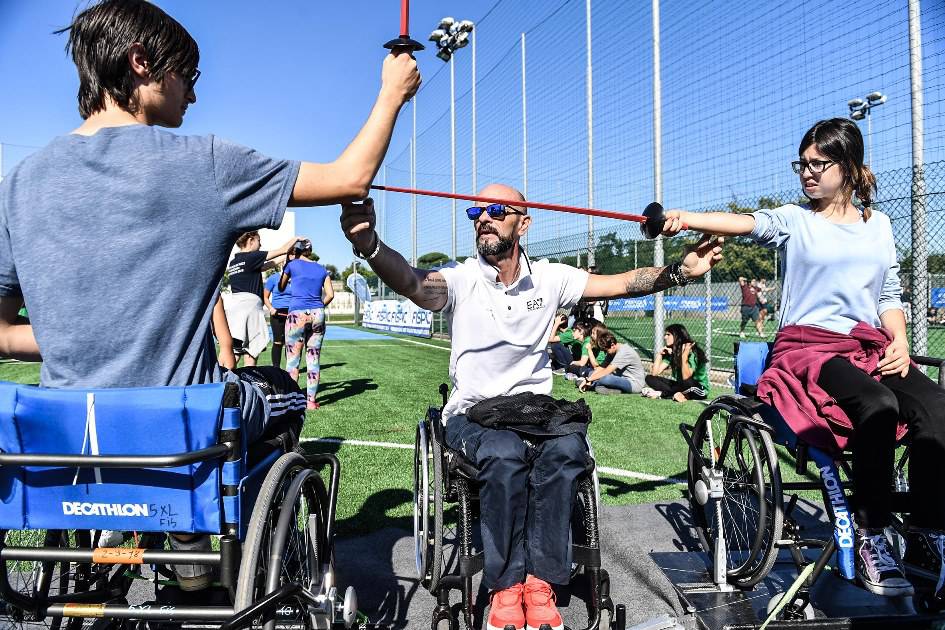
[302,437,684,484]
[597,465,686,485]
[303,437,413,450]
[387,337,451,351]
[336,335,450,351]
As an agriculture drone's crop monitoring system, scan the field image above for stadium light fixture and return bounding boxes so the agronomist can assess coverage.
[429,16,475,63]
[847,91,887,166]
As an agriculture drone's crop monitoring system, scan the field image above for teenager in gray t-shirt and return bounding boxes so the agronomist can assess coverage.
[0,0,420,398]
[577,329,645,393]
[0,0,421,595]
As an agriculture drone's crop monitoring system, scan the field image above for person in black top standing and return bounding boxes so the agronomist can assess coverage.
[225,230,299,366]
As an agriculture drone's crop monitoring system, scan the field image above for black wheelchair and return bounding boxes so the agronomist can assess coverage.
[0,379,356,629]
[412,385,617,630]
[681,342,945,621]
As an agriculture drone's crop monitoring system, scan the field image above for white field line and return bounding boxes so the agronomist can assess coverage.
[333,336,450,351]
[301,437,685,485]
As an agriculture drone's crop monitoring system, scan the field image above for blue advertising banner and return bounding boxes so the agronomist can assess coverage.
[362,299,434,337]
[608,295,729,312]
[932,288,945,308]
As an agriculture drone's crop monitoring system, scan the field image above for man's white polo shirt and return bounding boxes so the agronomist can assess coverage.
[438,253,588,421]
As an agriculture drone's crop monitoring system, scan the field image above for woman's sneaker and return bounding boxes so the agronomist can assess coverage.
[856,529,914,596]
[487,583,525,630]
[640,386,661,399]
[903,529,945,598]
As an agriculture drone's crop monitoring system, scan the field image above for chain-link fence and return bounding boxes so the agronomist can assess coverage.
[376,0,945,374]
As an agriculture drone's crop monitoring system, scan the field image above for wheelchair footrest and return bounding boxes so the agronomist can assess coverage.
[47,602,233,621]
[1,546,220,566]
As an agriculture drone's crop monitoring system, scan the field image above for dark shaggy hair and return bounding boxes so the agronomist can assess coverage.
[665,323,706,372]
[799,117,877,220]
[57,0,199,119]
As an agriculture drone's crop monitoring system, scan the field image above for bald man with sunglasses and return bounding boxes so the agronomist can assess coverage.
[341,184,722,630]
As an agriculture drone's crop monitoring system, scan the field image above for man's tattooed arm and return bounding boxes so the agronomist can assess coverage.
[415,272,449,311]
[363,239,449,311]
[622,266,675,297]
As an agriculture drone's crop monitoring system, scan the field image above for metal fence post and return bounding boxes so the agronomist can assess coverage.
[521,32,528,249]
[908,0,928,356]
[652,0,664,354]
[586,0,595,267]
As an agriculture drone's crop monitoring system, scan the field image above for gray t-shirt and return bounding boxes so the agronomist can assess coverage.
[0,125,300,389]
[607,343,646,390]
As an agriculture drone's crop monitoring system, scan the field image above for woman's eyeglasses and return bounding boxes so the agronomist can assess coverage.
[791,159,835,175]
[466,203,526,221]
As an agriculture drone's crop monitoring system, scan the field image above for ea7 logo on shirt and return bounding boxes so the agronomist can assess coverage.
[526,298,545,311]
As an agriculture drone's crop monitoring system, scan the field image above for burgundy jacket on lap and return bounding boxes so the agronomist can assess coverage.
[757,322,909,453]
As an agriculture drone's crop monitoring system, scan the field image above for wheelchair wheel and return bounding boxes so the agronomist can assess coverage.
[0,529,99,630]
[235,452,328,628]
[414,419,444,592]
[688,400,783,588]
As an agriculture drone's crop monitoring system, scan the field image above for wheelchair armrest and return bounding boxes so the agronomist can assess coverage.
[0,442,232,469]
[738,383,758,397]
[911,355,945,388]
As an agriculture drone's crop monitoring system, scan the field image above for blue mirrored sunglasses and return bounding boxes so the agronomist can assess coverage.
[465,203,525,221]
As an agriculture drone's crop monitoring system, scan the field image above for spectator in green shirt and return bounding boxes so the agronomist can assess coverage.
[548,316,590,372]
[643,323,710,401]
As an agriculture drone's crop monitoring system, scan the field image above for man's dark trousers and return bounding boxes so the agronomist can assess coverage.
[444,413,589,591]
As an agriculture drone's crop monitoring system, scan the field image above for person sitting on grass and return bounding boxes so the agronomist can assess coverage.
[564,321,606,381]
[548,315,589,373]
[642,323,710,402]
[576,330,646,394]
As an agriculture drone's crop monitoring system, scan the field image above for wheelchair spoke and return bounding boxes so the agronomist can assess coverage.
[2,530,106,630]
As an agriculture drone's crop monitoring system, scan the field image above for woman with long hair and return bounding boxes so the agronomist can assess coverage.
[662,117,945,598]
[643,323,709,401]
[279,240,334,410]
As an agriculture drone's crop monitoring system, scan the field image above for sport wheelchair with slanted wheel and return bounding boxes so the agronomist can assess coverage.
[0,379,357,629]
[413,385,620,630]
[680,342,945,622]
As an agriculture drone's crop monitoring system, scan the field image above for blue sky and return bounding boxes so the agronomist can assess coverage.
[2,1,943,266]
[0,0,476,267]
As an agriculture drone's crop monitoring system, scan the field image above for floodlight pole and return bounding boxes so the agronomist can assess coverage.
[450,54,457,261]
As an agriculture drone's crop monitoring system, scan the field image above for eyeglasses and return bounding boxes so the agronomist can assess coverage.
[183,68,201,92]
[791,159,836,175]
[466,203,526,221]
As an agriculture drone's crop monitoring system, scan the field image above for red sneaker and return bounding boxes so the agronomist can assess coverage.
[306,401,320,411]
[487,583,525,630]
[523,575,563,630]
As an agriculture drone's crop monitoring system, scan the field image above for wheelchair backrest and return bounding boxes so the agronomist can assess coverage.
[0,381,231,533]
[734,342,772,392]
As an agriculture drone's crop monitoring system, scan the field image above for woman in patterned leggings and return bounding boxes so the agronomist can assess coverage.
[279,240,334,410]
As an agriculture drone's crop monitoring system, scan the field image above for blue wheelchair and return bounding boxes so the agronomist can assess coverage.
[680,342,945,621]
[0,379,355,629]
